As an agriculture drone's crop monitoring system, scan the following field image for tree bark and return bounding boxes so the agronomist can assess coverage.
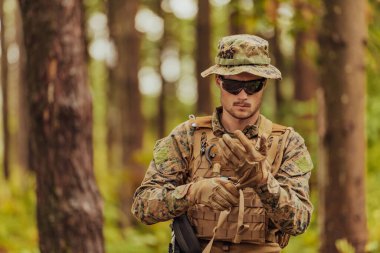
[107,0,143,227]
[293,0,318,101]
[318,0,367,252]
[229,0,243,35]
[15,0,29,172]
[155,1,166,139]
[1,0,10,179]
[266,0,284,119]
[107,0,143,167]
[196,0,212,115]
[19,0,104,252]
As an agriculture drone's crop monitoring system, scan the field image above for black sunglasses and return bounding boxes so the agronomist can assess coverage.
[219,76,266,95]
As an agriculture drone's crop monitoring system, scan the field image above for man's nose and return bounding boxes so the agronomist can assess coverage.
[236,89,248,99]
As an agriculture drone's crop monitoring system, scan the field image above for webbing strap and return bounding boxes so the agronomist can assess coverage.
[233,189,248,243]
[258,115,273,140]
[202,190,247,253]
[202,209,230,253]
[271,128,291,175]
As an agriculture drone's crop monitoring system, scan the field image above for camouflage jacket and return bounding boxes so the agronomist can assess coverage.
[131,108,313,236]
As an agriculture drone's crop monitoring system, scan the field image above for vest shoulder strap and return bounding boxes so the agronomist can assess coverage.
[272,123,288,133]
[190,115,212,129]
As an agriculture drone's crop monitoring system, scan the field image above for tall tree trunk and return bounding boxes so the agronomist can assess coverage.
[266,0,284,119]
[19,0,104,252]
[293,0,318,101]
[107,0,143,168]
[196,0,212,115]
[106,0,123,170]
[158,78,166,138]
[318,0,367,252]
[1,0,10,179]
[156,2,168,139]
[16,0,29,172]
[229,1,242,35]
[108,0,143,227]
[121,0,143,165]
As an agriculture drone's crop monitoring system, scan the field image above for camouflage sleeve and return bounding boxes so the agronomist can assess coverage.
[131,122,193,225]
[256,129,313,235]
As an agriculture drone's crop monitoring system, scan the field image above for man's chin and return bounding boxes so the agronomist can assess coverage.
[231,111,255,120]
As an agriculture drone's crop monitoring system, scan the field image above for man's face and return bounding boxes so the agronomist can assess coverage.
[216,72,266,121]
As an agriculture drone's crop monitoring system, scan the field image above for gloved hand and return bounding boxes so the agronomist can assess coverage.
[218,130,269,189]
[186,177,239,210]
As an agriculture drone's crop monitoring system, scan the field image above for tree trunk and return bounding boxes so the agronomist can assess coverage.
[266,0,284,119]
[293,0,318,101]
[108,0,143,227]
[19,0,104,252]
[318,0,367,252]
[1,0,10,179]
[15,0,29,172]
[156,2,168,139]
[229,1,242,35]
[121,0,143,165]
[106,0,123,169]
[107,0,143,168]
[158,80,166,138]
[196,0,212,115]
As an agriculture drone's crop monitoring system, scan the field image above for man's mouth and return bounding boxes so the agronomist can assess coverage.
[233,102,251,108]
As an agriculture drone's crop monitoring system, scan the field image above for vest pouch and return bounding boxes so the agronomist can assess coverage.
[187,204,266,244]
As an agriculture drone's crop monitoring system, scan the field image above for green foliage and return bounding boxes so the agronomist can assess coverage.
[335,239,355,253]
[0,169,38,252]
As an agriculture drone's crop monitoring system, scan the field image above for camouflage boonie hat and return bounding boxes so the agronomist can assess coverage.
[201,34,281,79]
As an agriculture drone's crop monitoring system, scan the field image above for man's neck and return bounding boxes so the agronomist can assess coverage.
[220,110,260,132]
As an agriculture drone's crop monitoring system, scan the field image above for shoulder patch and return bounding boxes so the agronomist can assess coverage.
[294,155,313,173]
[153,139,171,164]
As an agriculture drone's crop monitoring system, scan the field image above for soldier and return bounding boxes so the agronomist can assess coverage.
[131,34,313,253]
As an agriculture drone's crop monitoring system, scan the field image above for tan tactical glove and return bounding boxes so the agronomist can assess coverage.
[186,177,239,210]
[218,130,269,189]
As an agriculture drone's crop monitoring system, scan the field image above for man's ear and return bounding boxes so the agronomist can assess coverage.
[215,75,221,87]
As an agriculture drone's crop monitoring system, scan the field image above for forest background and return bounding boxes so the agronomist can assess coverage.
[0,0,379,252]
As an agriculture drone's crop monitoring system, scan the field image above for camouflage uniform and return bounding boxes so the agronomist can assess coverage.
[131,34,313,252]
[132,109,313,240]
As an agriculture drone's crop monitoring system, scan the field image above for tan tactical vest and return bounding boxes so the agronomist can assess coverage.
[185,114,291,250]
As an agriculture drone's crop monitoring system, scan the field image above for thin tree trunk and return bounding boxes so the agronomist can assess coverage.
[1,0,10,179]
[293,0,318,101]
[318,0,367,252]
[156,2,167,139]
[121,0,143,165]
[108,0,143,227]
[196,0,211,115]
[229,1,242,35]
[106,1,123,170]
[15,0,29,172]
[107,0,143,167]
[19,0,104,251]
[158,80,166,138]
[267,0,284,119]
[107,0,127,170]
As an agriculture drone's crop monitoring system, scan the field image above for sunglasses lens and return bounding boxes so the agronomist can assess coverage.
[221,77,266,95]
[221,79,243,95]
[244,79,265,95]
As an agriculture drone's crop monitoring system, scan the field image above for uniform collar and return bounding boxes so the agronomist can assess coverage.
[211,106,260,139]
